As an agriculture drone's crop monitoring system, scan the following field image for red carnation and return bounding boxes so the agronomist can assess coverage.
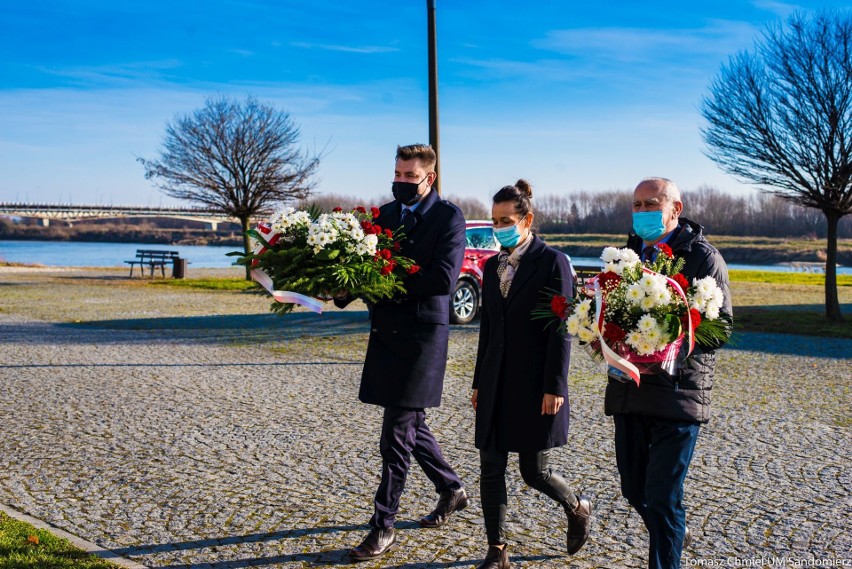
[657,243,673,258]
[332,207,343,213]
[407,264,421,275]
[370,224,383,235]
[550,294,569,319]
[384,228,393,238]
[356,206,367,214]
[361,220,373,232]
[598,271,621,291]
[681,308,701,330]
[393,242,401,252]
[670,273,690,292]
[603,323,627,344]
[379,249,392,260]
[380,260,397,276]
[371,207,380,219]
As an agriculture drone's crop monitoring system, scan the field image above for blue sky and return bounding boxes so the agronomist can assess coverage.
[1,1,849,207]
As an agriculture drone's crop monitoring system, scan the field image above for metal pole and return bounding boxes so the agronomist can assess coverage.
[427,0,440,194]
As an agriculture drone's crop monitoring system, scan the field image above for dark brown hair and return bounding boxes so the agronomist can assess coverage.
[396,144,437,171]
[492,179,533,217]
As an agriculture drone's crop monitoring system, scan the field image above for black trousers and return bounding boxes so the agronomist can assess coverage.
[479,447,578,545]
[370,406,463,529]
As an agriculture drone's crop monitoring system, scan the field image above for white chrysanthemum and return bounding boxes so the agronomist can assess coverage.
[604,261,622,275]
[601,247,621,263]
[576,298,593,316]
[637,314,656,332]
[645,327,662,344]
[634,339,657,356]
[578,327,597,343]
[566,315,581,335]
[619,249,641,265]
[694,276,717,296]
[640,274,657,290]
[654,288,672,304]
[640,296,656,310]
[626,284,644,303]
[705,305,720,320]
[625,331,642,346]
[306,233,319,246]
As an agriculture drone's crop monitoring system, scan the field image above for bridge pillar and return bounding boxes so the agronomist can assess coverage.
[40,218,50,227]
[206,221,219,231]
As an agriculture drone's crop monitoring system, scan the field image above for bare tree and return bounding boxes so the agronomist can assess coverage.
[139,96,320,278]
[701,10,852,320]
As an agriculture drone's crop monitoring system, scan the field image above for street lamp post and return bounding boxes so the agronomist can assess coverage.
[427,0,441,194]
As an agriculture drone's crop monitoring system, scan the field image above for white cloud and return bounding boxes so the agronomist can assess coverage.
[533,20,758,62]
[290,41,399,54]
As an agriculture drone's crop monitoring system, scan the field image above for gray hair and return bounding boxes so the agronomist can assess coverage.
[640,177,682,204]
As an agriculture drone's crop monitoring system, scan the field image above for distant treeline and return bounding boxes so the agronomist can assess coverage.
[303,186,852,238]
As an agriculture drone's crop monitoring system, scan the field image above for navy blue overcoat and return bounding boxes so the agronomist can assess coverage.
[472,234,573,453]
[357,189,466,409]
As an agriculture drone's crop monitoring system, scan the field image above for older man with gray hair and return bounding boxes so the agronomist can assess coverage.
[605,177,732,569]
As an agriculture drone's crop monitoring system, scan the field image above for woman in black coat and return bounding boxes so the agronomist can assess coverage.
[471,180,592,569]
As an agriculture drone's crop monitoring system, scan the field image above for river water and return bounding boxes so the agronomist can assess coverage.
[0,239,849,274]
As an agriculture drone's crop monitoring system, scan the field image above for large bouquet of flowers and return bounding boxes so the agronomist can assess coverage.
[537,244,730,385]
[233,206,419,314]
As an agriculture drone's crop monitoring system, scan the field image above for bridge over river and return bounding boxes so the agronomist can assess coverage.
[0,203,241,230]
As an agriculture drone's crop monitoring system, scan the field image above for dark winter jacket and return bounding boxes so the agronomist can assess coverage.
[603,218,733,423]
[473,234,574,452]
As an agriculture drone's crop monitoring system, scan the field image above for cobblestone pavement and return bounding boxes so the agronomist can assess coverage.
[0,269,850,568]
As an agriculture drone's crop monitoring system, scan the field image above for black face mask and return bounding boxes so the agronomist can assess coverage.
[392,176,429,206]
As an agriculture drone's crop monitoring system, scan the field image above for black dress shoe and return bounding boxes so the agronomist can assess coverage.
[349,527,395,561]
[565,495,592,554]
[475,544,511,569]
[419,487,469,528]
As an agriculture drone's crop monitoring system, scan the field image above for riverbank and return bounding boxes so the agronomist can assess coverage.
[2,225,850,265]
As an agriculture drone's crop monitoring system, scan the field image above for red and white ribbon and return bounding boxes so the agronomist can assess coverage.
[250,222,325,314]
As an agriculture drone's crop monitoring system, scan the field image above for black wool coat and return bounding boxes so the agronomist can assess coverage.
[472,234,574,453]
[356,189,466,409]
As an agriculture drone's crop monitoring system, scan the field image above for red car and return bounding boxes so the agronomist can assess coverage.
[450,220,500,324]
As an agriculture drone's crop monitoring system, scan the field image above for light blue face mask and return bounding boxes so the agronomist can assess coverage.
[494,223,522,248]
[632,211,667,241]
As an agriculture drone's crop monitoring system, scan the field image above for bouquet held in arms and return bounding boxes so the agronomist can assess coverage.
[536,245,730,386]
[232,206,419,314]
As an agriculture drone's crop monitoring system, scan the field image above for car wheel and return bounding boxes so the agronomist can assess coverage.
[450,280,478,324]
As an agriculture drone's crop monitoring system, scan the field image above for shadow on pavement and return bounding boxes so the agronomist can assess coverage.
[726,330,852,359]
[115,524,366,556]
[117,524,564,568]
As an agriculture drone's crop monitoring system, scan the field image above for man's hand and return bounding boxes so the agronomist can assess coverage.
[471,389,478,411]
[541,393,564,415]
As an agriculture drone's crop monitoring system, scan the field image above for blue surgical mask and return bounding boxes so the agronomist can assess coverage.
[632,211,667,241]
[494,223,522,248]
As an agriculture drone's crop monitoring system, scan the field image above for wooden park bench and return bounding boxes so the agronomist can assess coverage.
[572,264,602,287]
[125,249,180,277]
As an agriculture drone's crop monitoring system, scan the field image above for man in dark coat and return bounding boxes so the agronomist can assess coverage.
[605,177,732,569]
[340,144,469,561]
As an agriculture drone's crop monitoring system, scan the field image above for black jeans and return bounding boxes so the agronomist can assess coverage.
[479,448,578,545]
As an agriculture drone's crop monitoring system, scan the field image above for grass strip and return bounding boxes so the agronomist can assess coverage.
[0,512,121,569]
[147,277,255,291]
[729,270,852,286]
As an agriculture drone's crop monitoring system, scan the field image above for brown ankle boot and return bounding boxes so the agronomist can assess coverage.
[475,544,510,569]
